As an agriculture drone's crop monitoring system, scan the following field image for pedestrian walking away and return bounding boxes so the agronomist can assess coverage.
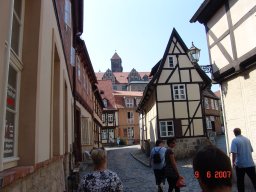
[230,128,256,192]
[164,138,185,192]
[78,147,123,192]
[193,144,232,192]
[150,139,167,192]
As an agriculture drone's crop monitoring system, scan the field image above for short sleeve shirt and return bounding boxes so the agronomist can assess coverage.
[78,169,123,192]
[150,146,166,170]
[231,135,255,168]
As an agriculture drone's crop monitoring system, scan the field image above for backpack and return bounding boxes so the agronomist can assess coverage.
[153,147,162,164]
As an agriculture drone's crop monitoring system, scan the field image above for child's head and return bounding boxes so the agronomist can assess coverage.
[193,145,232,192]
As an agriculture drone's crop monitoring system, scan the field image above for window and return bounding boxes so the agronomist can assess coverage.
[168,56,174,68]
[127,112,134,124]
[127,127,134,139]
[103,99,107,108]
[215,100,219,110]
[64,0,71,28]
[77,57,81,81]
[173,84,186,100]
[206,117,212,129]
[113,85,117,90]
[122,85,127,91]
[211,99,215,109]
[160,121,174,137]
[4,65,19,158]
[102,114,105,122]
[125,98,134,108]
[135,98,141,106]
[108,114,113,122]
[123,128,127,137]
[11,0,24,56]
[81,118,92,145]
[101,130,107,140]
[204,98,209,109]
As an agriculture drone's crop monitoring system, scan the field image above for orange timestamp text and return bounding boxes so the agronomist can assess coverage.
[194,171,232,179]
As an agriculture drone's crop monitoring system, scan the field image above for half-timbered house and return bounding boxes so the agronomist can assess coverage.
[137,28,211,158]
[191,0,256,160]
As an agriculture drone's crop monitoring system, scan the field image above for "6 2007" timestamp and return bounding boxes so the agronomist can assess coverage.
[194,171,232,179]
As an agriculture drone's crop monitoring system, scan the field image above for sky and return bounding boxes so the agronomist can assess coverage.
[82,0,220,91]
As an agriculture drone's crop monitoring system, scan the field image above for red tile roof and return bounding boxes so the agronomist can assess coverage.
[95,72,151,84]
[97,80,116,110]
[214,90,221,98]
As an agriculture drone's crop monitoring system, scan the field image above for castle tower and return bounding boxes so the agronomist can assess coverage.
[111,52,123,72]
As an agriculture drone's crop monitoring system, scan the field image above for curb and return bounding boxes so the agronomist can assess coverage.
[130,152,150,167]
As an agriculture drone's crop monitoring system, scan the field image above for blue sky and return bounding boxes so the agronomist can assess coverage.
[82,0,219,91]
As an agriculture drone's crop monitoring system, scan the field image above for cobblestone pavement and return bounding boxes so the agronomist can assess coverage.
[107,145,201,192]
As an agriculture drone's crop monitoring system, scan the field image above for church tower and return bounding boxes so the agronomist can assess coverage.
[111,52,123,72]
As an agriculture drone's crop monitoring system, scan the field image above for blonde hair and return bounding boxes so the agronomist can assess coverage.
[90,148,107,166]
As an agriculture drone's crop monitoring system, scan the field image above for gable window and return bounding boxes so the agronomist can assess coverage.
[168,56,175,68]
[125,98,134,108]
[127,111,134,124]
[173,84,186,100]
[108,114,113,122]
[159,121,174,137]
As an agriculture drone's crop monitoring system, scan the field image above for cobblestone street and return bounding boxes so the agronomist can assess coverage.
[106,145,201,192]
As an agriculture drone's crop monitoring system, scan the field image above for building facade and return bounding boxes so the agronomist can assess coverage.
[191,0,256,160]
[137,28,211,158]
[114,91,142,145]
[0,0,83,191]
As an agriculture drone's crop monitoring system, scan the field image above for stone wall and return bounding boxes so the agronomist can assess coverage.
[1,159,65,192]
[149,137,209,159]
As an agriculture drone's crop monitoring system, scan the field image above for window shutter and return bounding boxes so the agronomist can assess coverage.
[174,119,182,137]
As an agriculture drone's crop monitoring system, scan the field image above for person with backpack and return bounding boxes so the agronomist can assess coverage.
[150,139,167,192]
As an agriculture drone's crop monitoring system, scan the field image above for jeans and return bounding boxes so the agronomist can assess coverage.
[236,166,256,192]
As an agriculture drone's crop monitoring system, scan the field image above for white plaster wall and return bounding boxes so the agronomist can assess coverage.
[234,15,256,58]
[158,70,170,83]
[207,5,229,39]
[179,56,193,68]
[36,0,73,162]
[191,69,203,82]
[157,85,172,101]
[187,84,200,100]
[229,0,256,25]
[174,102,187,118]
[145,103,157,143]
[167,70,180,83]
[210,45,229,69]
[193,119,204,135]
[180,70,190,82]
[223,68,256,161]
[158,102,173,119]
[189,101,202,118]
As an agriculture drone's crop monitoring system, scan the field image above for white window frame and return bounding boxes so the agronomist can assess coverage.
[159,121,174,137]
[103,99,107,108]
[127,127,134,139]
[11,0,25,58]
[204,98,209,109]
[125,98,134,108]
[108,114,113,122]
[127,111,134,124]
[173,84,186,100]
[168,56,175,68]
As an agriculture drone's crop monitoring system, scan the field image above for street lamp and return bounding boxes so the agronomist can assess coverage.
[188,42,212,73]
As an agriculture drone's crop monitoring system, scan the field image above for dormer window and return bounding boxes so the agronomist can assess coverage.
[125,98,134,108]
